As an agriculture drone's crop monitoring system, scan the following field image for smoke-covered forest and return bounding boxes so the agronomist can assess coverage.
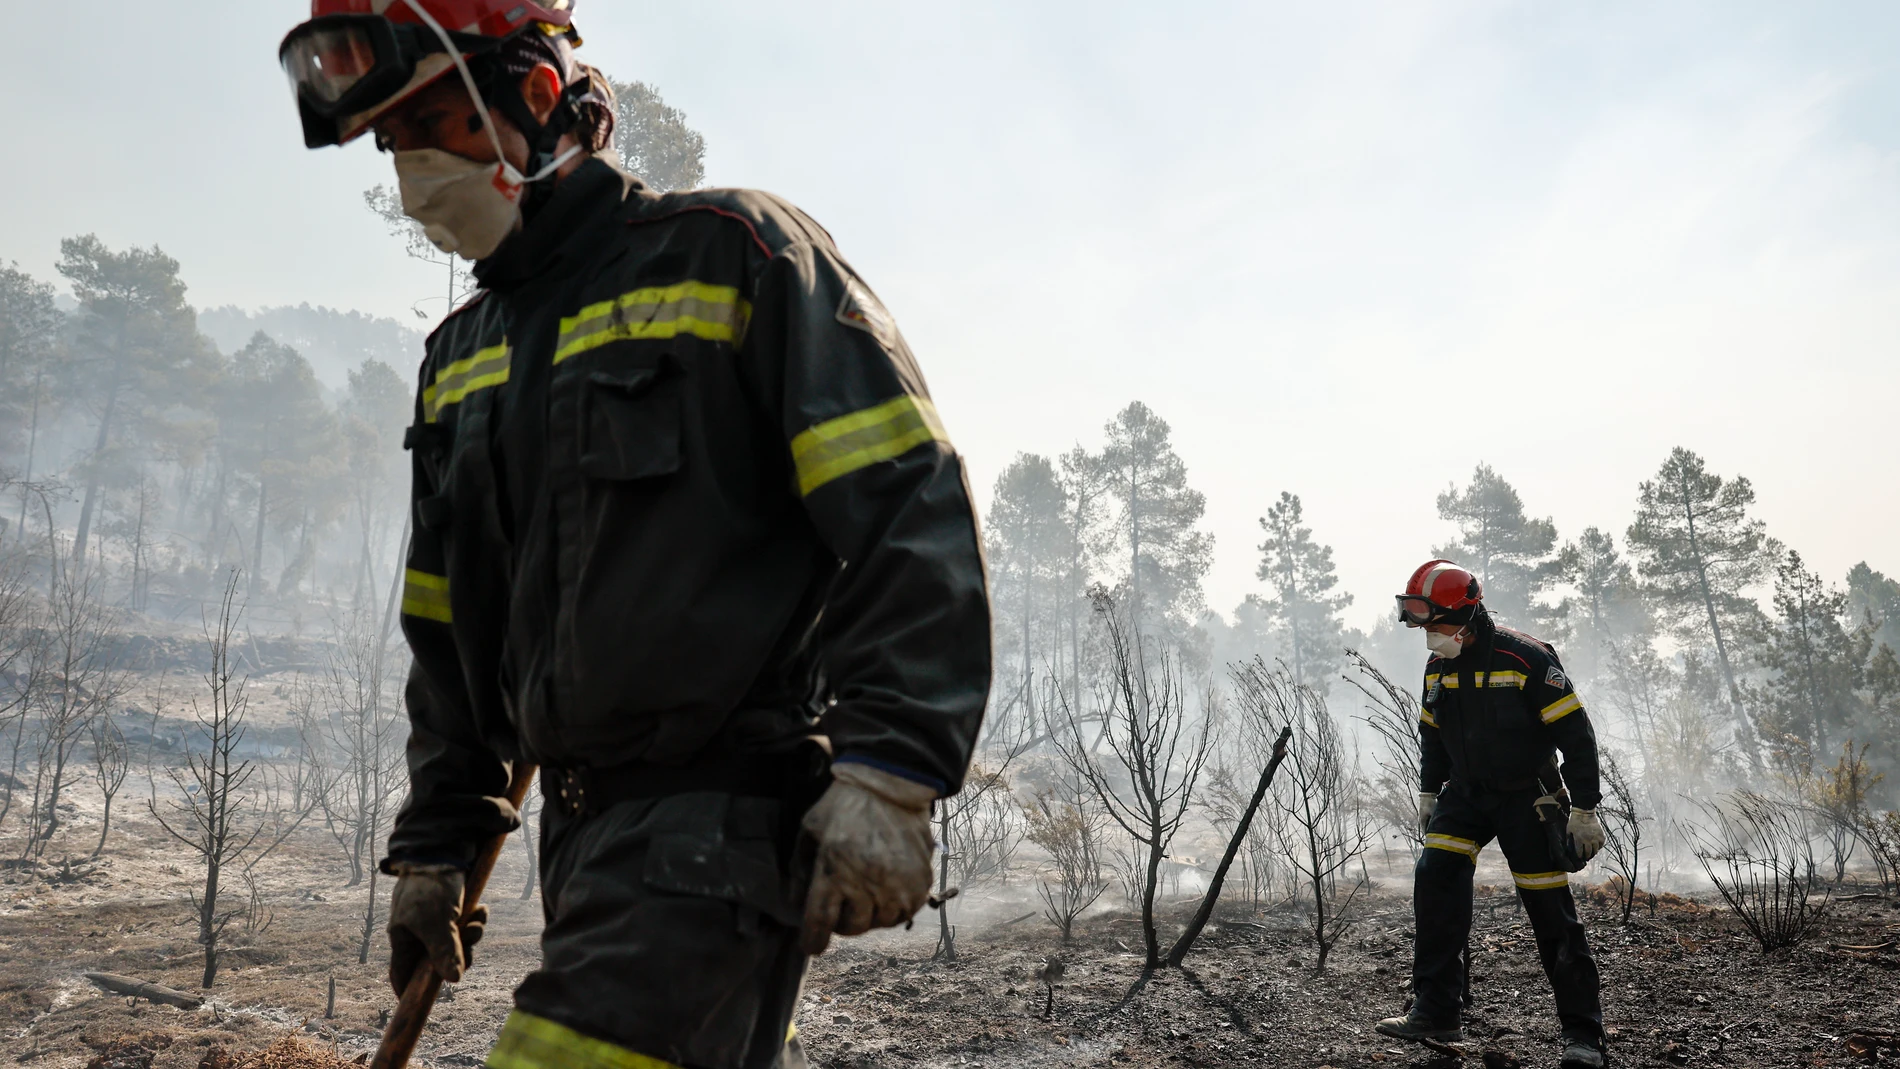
[2,67,1899,1069]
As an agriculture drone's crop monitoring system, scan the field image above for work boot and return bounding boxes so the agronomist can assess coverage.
[1559,1035,1607,1068]
[1374,1011,1463,1044]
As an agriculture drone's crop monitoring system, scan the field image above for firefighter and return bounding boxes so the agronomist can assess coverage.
[1376,560,1609,1069]
[278,4,990,1067]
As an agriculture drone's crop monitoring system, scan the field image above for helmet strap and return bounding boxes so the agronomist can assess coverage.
[398,0,582,218]
[1470,604,1494,638]
[1470,607,1495,688]
[482,68,589,215]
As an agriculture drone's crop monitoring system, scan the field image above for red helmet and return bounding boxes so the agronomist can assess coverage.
[1396,559,1483,626]
[280,0,576,148]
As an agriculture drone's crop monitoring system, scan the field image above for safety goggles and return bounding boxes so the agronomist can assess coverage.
[1395,594,1455,627]
[279,14,499,145]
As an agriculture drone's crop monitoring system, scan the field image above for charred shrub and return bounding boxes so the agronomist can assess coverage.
[1683,791,1830,951]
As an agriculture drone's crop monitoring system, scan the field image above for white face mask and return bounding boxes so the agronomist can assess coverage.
[1425,628,1466,659]
[389,0,582,261]
[395,150,526,261]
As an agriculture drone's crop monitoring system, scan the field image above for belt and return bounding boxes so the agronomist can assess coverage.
[541,749,824,818]
[1457,775,1543,794]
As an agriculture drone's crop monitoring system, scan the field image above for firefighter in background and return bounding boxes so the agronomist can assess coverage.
[278,3,991,1068]
[1376,560,1610,1069]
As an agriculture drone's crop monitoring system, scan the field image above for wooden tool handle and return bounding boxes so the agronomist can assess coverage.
[371,764,538,1069]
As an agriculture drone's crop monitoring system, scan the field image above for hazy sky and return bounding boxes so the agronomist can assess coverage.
[5,2,1897,631]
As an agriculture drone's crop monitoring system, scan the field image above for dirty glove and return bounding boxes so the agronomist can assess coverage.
[1567,808,1605,865]
[799,762,936,955]
[1417,792,1437,837]
[387,862,484,995]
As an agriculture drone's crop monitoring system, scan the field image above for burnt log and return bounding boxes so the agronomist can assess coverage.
[82,971,204,1010]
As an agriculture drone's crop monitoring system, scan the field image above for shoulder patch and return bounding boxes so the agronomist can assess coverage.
[1545,665,1568,690]
[837,278,897,349]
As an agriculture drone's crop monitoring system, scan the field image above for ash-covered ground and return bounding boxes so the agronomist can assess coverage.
[3,800,1896,1069]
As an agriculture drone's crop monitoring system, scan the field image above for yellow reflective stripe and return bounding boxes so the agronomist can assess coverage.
[553,281,749,363]
[400,569,452,624]
[790,395,950,496]
[1512,870,1570,891]
[1541,693,1582,724]
[1419,708,1439,728]
[1438,677,1459,689]
[1431,673,1526,688]
[1424,673,1440,687]
[423,343,511,423]
[1424,833,1480,860]
[487,1010,684,1069]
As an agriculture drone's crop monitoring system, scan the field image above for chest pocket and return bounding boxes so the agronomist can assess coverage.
[1474,670,1536,739]
[579,363,683,481]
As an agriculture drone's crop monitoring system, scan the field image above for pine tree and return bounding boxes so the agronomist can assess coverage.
[986,454,1074,732]
[1555,528,1628,642]
[1851,566,1900,792]
[1091,402,1213,634]
[1057,445,1109,712]
[1552,527,1660,739]
[608,79,706,192]
[1434,464,1556,624]
[1847,563,1900,656]
[55,236,207,563]
[1626,447,1777,772]
[0,264,65,548]
[1757,550,1866,762]
[342,359,412,611]
[1251,492,1351,689]
[1553,530,1642,662]
[217,334,344,600]
[0,263,63,462]
[1863,645,1900,789]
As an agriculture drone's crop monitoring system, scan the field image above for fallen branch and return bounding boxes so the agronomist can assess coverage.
[1166,724,1292,967]
[82,972,204,1010]
[999,911,1039,927]
[1828,941,1894,952]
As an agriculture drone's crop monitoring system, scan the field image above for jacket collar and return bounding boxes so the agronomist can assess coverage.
[473,155,643,293]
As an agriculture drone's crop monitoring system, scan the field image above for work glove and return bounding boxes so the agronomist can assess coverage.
[387,862,485,995]
[1417,792,1437,837]
[1567,808,1606,865]
[799,762,936,955]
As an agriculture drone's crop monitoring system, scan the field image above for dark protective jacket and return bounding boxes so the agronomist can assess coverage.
[385,157,992,865]
[1417,624,1601,809]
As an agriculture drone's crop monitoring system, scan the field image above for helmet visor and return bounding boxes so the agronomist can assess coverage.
[282,23,380,105]
[280,15,423,119]
[1395,595,1445,627]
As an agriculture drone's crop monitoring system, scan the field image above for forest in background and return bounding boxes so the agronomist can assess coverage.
[0,74,1897,1000]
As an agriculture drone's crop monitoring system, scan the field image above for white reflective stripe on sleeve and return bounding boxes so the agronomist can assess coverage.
[1540,693,1583,724]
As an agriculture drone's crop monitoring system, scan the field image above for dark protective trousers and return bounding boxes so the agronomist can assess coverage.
[1413,782,1603,1042]
[492,791,810,1069]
